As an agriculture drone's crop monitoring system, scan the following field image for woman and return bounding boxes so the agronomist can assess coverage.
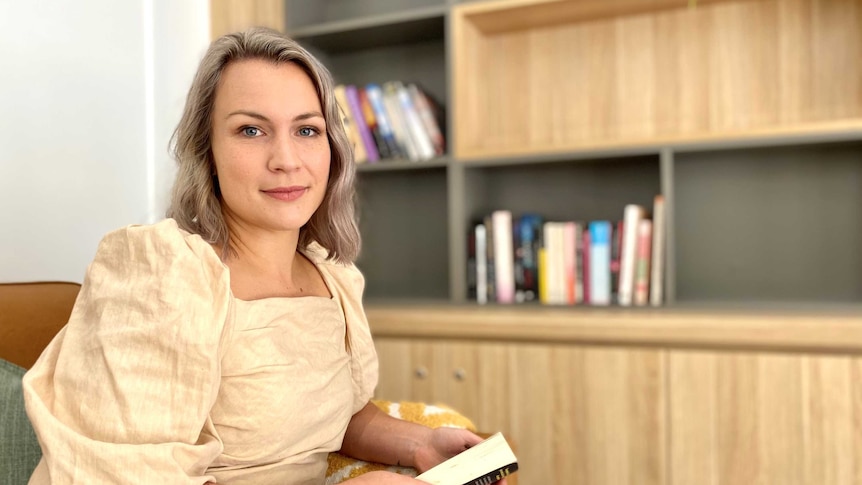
[23,28,499,484]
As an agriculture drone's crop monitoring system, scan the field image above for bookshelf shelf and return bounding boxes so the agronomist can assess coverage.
[290,6,446,52]
[356,157,450,172]
[365,303,862,352]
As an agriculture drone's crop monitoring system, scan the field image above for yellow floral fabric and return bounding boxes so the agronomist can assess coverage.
[325,400,476,484]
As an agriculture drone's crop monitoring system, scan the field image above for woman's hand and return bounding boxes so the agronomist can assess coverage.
[412,427,482,473]
[412,428,508,485]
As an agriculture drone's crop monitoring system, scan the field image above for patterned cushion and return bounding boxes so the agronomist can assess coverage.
[325,400,476,484]
[0,359,42,485]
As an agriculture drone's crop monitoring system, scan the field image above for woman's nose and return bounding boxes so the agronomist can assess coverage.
[268,135,302,172]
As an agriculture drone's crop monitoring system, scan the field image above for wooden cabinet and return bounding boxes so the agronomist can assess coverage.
[370,305,862,485]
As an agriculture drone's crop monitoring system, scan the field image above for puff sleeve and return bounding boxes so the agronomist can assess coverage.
[22,220,232,484]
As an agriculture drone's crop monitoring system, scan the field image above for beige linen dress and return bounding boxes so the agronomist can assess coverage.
[22,219,379,484]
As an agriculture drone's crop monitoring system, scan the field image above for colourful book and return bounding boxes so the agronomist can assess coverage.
[365,83,403,159]
[344,85,379,163]
[589,221,612,306]
[619,204,645,306]
[333,85,367,163]
[634,219,653,306]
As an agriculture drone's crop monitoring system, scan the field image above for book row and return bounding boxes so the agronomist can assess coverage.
[468,196,666,306]
[334,82,445,163]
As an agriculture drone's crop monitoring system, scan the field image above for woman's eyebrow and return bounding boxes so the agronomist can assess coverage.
[293,111,324,122]
[225,110,324,122]
[226,110,269,121]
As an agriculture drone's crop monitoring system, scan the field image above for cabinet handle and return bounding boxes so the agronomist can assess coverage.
[453,368,466,381]
[415,367,428,379]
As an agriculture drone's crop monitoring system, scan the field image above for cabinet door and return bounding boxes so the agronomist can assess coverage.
[669,351,862,485]
[375,338,667,485]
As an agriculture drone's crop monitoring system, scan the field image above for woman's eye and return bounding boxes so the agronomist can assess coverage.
[298,126,320,137]
[242,126,262,137]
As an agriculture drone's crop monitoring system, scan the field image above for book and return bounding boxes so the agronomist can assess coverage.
[563,221,576,305]
[633,219,653,306]
[395,81,436,160]
[589,221,612,305]
[475,224,487,305]
[492,210,514,304]
[618,204,645,306]
[610,221,623,304]
[364,83,403,159]
[415,432,519,485]
[650,195,665,307]
[582,227,591,305]
[409,83,446,156]
[344,85,380,162]
[358,87,393,159]
[333,85,367,163]
[382,82,419,161]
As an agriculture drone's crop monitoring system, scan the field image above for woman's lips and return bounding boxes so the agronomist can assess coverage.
[262,186,308,201]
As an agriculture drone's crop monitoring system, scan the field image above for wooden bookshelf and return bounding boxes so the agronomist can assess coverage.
[451,0,862,159]
[210,1,862,483]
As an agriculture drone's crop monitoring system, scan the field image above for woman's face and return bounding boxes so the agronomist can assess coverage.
[210,59,330,235]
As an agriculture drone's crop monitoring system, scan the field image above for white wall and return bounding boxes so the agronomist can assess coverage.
[0,0,210,283]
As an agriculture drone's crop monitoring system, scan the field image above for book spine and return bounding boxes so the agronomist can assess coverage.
[344,85,379,162]
[396,82,436,160]
[563,221,576,305]
[634,219,653,306]
[358,87,391,159]
[619,204,644,306]
[522,215,542,302]
[365,83,403,159]
[492,210,514,304]
[475,224,487,305]
[484,214,495,303]
[513,216,525,303]
[574,222,584,303]
[463,463,519,485]
[650,195,665,306]
[538,247,548,304]
[382,83,419,161]
[467,223,477,301]
[589,221,612,306]
[610,220,623,304]
[582,227,591,305]
[408,83,446,156]
[333,85,367,163]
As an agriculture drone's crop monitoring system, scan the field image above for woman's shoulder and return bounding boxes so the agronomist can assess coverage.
[302,242,365,290]
[93,218,227,283]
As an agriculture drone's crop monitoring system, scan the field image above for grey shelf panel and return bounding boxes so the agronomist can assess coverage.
[291,6,446,53]
[674,141,862,303]
[356,168,449,300]
[356,157,450,172]
[462,155,662,224]
[313,39,447,106]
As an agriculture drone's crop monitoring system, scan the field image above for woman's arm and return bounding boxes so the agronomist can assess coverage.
[23,222,231,483]
[340,402,484,472]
